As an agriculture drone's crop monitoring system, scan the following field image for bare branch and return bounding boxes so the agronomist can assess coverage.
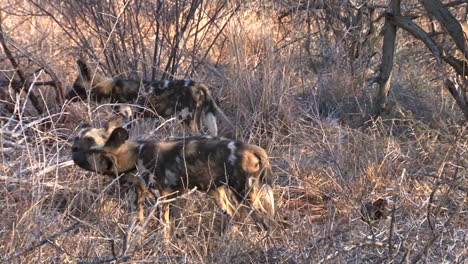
[420,0,468,60]
[386,13,443,63]
[409,199,462,263]
[0,222,80,262]
[372,0,401,118]
[388,204,396,257]
[444,0,468,8]
[0,11,43,114]
[444,77,468,120]
[385,12,468,77]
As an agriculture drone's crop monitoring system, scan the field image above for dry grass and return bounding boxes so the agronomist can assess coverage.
[1,1,467,263]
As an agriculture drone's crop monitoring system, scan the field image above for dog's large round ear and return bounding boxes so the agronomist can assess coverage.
[104,116,123,133]
[104,127,129,148]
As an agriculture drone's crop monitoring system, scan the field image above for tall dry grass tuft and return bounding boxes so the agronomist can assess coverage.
[0,0,466,263]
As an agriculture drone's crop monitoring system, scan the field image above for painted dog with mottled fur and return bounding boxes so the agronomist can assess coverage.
[66,60,231,136]
[71,117,148,213]
[71,117,275,237]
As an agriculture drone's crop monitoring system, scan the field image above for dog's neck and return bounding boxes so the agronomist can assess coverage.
[108,140,141,173]
[93,75,114,96]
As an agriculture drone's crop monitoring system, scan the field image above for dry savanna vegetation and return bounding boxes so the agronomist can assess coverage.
[0,0,467,263]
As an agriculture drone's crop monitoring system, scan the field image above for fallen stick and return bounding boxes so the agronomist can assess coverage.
[0,221,80,262]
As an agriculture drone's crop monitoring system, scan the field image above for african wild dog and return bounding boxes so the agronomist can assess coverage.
[71,116,125,173]
[71,116,149,214]
[72,120,275,238]
[65,59,232,136]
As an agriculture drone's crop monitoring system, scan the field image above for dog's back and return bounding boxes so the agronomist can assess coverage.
[66,60,223,135]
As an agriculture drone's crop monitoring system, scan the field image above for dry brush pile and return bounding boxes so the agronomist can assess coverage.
[0,0,466,263]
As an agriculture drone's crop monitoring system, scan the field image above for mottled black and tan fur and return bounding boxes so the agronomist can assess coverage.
[71,116,148,213]
[71,119,275,238]
[66,60,231,136]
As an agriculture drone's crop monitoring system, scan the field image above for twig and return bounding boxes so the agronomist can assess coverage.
[109,239,118,262]
[77,255,131,264]
[427,182,440,233]
[0,147,14,153]
[13,112,63,135]
[37,160,75,176]
[0,222,80,262]
[156,187,198,205]
[388,203,396,257]
[1,139,26,149]
[93,103,158,117]
[0,86,16,113]
[0,80,59,88]
[18,70,43,120]
[418,173,467,193]
[116,187,199,252]
[319,241,399,264]
[0,175,69,190]
[138,187,199,229]
[1,31,64,105]
[444,0,467,7]
[14,160,75,177]
[0,11,43,114]
[0,128,23,138]
[409,201,462,263]
[149,117,177,135]
[0,160,83,193]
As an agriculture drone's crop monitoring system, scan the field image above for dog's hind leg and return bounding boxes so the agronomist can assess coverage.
[159,190,179,239]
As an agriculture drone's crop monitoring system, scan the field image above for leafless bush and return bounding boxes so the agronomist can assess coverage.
[0,0,466,263]
[26,0,239,81]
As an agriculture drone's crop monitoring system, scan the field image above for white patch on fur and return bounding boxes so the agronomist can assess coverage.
[137,143,145,156]
[247,177,255,188]
[119,105,133,118]
[164,108,173,116]
[179,107,192,120]
[164,169,178,186]
[78,128,88,138]
[204,112,218,136]
[163,80,170,89]
[254,184,275,216]
[140,82,150,96]
[227,142,237,165]
[136,159,146,172]
[137,158,156,185]
[83,129,107,146]
[184,79,191,87]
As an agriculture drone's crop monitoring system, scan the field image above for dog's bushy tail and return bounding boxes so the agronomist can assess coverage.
[247,145,275,218]
[196,83,234,136]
